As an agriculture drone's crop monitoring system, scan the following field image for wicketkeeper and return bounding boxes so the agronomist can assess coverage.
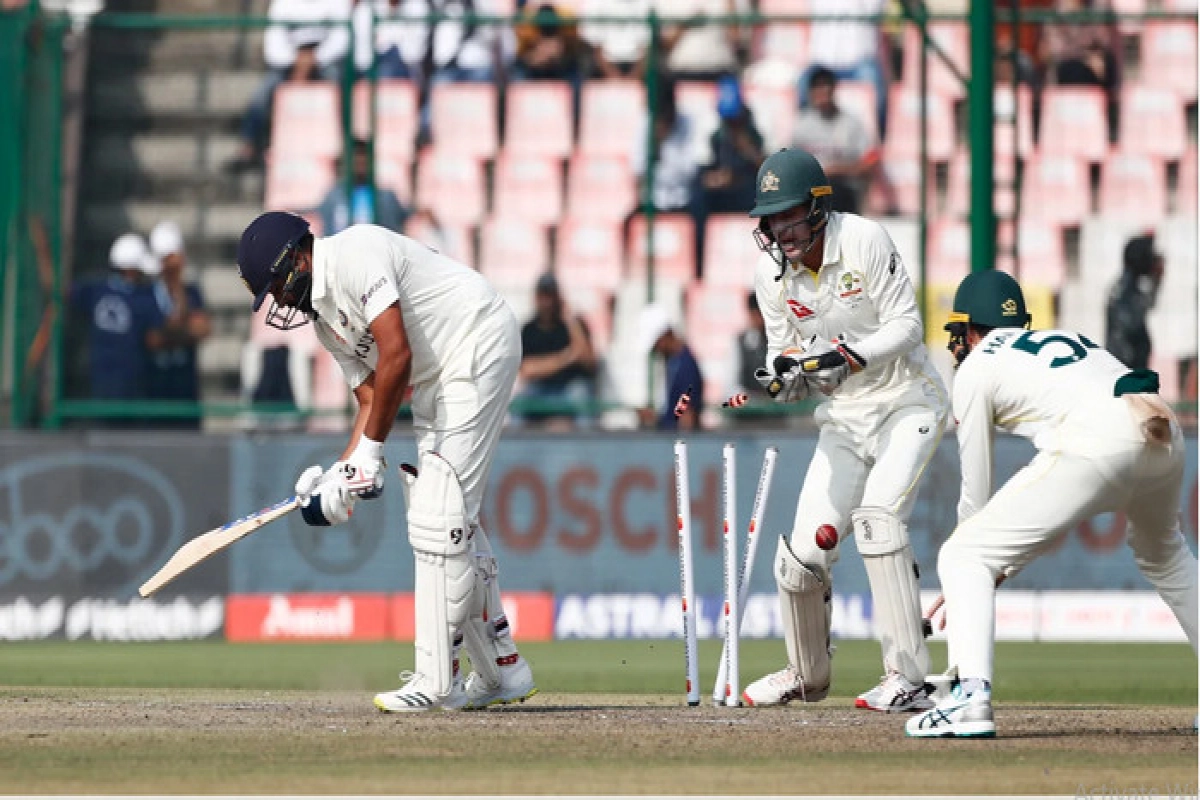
[742,148,949,712]
[236,212,536,712]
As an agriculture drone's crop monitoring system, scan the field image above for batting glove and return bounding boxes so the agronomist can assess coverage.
[340,435,386,499]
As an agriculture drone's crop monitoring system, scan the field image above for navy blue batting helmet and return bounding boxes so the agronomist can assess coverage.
[236,211,311,311]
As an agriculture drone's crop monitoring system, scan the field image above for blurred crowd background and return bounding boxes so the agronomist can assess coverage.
[2,0,1196,432]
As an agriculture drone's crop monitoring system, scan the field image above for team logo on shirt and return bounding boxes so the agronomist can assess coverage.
[787,299,814,320]
[361,277,387,306]
[760,170,780,192]
[837,271,865,303]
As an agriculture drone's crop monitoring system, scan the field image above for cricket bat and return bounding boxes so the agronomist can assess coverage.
[138,495,302,598]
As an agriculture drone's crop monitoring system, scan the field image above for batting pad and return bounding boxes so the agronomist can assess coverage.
[852,506,929,683]
[774,536,832,698]
[406,452,478,695]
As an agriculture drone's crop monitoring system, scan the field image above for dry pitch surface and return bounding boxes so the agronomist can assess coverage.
[2,687,1195,795]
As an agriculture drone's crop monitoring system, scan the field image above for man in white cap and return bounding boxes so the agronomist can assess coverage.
[636,303,704,431]
[144,221,212,428]
[68,232,158,412]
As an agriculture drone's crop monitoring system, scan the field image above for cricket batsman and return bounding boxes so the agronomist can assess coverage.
[741,148,949,712]
[907,270,1198,738]
[236,212,536,712]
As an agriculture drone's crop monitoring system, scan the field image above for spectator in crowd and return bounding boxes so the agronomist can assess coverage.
[143,222,212,429]
[228,0,352,171]
[353,0,427,79]
[798,0,888,138]
[632,75,699,217]
[659,0,747,82]
[1105,232,1163,372]
[694,74,765,269]
[636,303,704,431]
[513,3,592,83]
[515,273,598,430]
[735,289,767,398]
[69,233,158,408]
[1040,0,1121,135]
[792,67,880,215]
[316,138,410,234]
[580,0,652,79]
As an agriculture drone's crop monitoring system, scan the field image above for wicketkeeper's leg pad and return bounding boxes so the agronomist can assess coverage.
[405,452,480,696]
[775,535,832,698]
[852,506,929,683]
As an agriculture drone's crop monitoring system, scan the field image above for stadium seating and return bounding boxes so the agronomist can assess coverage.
[1177,147,1197,214]
[1038,87,1109,162]
[884,86,957,162]
[1141,21,1198,99]
[926,217,972,284]
[374,153,413,205]
[430,83,499,158]
[946,148,1017,219]
[403,212,473,265]
[264,154,335,211]
[559,282,614,355]
[353,80,419,159]
[579,81,645,156]
[993,84,1034,160]
[270,83,342,159]
[1000,217,1068,291]
[1021,154,1092,227]
[871,157,936,216]
[685,283,748,402]
[1098,151,1169,225]
[701,214,760,290]
[743,82,796,152]
[478,215,551,290]
[1118,85,1188,160]
[836,80,879,143]
[751,22,811,69]
[504,82,574,158]
[493,153,564,226]
[902,22,970,99]
[565,152,637,221]
[555,215,625,294]
[626,213,697,287]
[414,149,487,226]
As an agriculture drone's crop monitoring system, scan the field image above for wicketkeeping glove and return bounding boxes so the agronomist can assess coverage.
[754,352,809,404]
[799,335,866,396]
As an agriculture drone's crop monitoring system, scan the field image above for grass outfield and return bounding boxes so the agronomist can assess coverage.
[0,640,1195,795]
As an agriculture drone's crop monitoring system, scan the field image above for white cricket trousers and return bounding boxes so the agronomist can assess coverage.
[939,400,1199,683]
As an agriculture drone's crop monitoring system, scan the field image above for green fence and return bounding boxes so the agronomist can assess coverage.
[2,5,1196,429]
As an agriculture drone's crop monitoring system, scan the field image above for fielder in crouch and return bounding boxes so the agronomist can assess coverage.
[742,148,949,712]
[236,212,535,712]
[906,270,1198,738]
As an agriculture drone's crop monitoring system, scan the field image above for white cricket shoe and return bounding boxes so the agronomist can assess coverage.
[463,656,537,709]
[855,672,935,712]
[906,682,995,738]
[374,671,467,713]
[741,665,829,706]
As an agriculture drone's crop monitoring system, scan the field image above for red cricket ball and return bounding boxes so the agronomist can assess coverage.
[814,524,839,551]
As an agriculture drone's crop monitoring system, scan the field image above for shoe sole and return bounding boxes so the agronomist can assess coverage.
[743,685,829,707]
[373,696,465,713]
[855,697,935,713]
[465,685,538,711]
[906,723,996,739]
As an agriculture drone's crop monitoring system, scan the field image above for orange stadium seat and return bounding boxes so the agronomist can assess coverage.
[902,22,970,99]
[478,215,550,289]
[271,83,342,159]
[555,215,624,294]
[430,83,498,158]
[565,152,636,221]
[758,0,809,11]
[685,283,748,400]
[1038,87,1110,162]
[1118,85,1188,160]
[627,213,697,287]
[493,153,564,226]
[1099,151,1169,225]
[579,81,645,156]
[505,82,574,158]
[1021,154,1092,227]
[702,214,760,290]
[415,150,487,226]
[264,154,336,211]
[885,87,957,162]
[993,84,1034,159]
[1141,21,1198,100]
[870,158,936,216]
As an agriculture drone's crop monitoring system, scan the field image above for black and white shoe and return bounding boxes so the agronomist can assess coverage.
[855,671,935,712]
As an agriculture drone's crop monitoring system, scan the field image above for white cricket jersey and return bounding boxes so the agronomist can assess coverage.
[951,326,1131,521]
[308,224,513,389]
[754,212,947,428]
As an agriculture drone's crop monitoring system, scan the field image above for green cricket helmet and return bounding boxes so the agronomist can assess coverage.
[945,269,1032,365]
[749,148,834,273]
